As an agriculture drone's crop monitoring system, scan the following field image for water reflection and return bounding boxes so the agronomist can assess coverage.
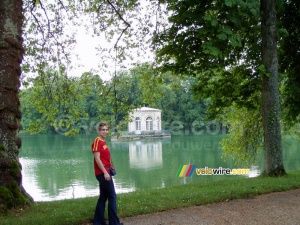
[18,134,300,202]
[20,157,135,202]
[129,139,163,170]
[20,157,98,201]
[20,137,167,201]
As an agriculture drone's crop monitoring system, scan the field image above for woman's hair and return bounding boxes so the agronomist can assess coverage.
[98,123,109,131]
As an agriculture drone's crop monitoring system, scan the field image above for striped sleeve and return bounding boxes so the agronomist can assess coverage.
[92,138,101,152]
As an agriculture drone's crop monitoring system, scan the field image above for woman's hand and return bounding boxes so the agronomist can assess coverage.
[104,172,111,181]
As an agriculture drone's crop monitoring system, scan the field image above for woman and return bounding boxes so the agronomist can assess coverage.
[91,123,123,225]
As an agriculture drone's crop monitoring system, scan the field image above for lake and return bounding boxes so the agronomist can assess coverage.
[19,133,300,202]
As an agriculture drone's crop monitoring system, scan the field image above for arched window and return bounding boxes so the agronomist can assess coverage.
[146,117,153,130]
[135,117,141,130]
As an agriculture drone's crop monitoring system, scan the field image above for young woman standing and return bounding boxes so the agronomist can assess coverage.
[91,123,123,225]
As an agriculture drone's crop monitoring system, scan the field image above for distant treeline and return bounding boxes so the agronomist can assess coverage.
[20,63,213,136]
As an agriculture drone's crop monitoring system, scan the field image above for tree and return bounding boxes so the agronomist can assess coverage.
[153,0,288,176]
[2,0,147,211]
[20,68,93,136]
[261,0,285,175]
[0,0,33,213]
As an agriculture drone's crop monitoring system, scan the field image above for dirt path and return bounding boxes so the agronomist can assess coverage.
[120,188,300,225]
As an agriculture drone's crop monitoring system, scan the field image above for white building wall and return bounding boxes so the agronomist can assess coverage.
[128,107,162,133]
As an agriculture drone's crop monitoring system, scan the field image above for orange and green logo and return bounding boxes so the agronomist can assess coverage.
[177,164,195,177]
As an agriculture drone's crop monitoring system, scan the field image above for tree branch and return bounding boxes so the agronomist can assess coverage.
[106,0,131,49]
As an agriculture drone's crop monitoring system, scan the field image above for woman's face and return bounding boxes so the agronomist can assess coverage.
[98,126,109,139]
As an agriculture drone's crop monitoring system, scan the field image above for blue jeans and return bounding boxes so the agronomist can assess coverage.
[93,174,120,225]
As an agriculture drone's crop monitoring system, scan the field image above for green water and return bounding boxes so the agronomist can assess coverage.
[19,133,300,201]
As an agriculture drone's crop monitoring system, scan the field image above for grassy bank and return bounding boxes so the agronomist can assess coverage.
[1,171,300,225]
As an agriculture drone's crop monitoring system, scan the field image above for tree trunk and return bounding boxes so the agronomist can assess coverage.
[261,0,286,176]
[0,0,33,213]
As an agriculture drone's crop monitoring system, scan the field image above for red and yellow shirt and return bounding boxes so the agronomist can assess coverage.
[91,137,112,175]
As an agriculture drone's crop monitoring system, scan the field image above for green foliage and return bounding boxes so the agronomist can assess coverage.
[282,124,300,142]
[129,63,164,107]
[220,106,263,165]
[278,1,300,127]
[155,0,261,75]
[154,0,263,131]
[21,68,93,136]
[153,0,300,169]
[192,66,261,120]
[23,0,78,80]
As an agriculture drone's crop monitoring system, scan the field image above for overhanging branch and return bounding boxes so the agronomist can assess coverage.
[106,0,131,48]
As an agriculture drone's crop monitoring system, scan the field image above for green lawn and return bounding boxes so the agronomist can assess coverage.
[1,171,300,225]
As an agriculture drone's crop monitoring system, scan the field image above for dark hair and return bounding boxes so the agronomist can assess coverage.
[98,123,109,130]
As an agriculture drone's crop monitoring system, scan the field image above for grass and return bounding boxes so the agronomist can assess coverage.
[1,171,300,225]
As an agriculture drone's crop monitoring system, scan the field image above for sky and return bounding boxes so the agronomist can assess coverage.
[67,1,159,81]
[69,29,155,82]
[70,31,114,81]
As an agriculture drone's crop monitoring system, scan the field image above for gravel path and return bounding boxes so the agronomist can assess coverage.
[120,188,300,225]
